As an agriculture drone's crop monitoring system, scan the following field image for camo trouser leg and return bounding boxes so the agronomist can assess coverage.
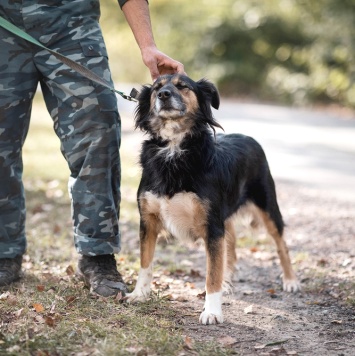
[0,2,122,258]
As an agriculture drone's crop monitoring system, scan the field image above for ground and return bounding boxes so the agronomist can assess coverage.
[0,100,354,355]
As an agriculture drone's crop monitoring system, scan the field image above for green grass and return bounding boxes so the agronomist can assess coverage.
[0,94,231,356]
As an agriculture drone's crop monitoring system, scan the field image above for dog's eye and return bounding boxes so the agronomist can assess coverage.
[176,83,189,90]
[153,83,163,91]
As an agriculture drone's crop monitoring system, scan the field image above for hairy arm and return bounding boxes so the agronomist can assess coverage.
[120,0,185,80]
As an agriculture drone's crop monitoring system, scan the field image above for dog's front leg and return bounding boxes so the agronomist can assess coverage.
[126,216,159,303]
[199,237,225,325]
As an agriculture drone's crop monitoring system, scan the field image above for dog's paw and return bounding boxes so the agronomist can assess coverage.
[124,290,150,303]
[283,278,301,292]
[199,311,224,325]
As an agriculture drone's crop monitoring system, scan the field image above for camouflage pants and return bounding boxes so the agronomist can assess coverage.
[0,0,122,258]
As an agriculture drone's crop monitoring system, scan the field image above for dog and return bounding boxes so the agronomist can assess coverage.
[126,74,300,325]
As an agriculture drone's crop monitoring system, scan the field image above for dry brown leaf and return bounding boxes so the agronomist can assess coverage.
[250,246,259,253]
[36,285,45,292]
[190,269,201,277]
[183,335,195,350]
[175,295,188,302]
[196,291,206,299]
[45,316,55,327]
[53,224,61,234]
[267,289,276,294]
[33,303,44,313]
[218,336,237,346]
[185,282,195,289]
[66,296,76,304]
[331,320,342,324]
[66,265,75,276]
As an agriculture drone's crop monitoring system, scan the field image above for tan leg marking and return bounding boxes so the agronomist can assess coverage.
[126,195,161,303]
[224,217,237,285]
[258,209,300,292]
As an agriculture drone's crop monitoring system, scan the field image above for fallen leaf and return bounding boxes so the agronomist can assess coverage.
[183,335,195,350]
[243,290,254,295]
[0,292,10,300]
[175,295,188,302]
[33,315,45,324]
[331,320,342,324]
[66,296,76,304]
[66,265,75,276]
[196,291,206,299]
[45,316,55,327]
[14,308,24,318]
[162,294,173,301]
[267,289,276,294]
[33,303,45,313]
[250,246,259,253]
[244,305,254,314]
[49,303,56,314]
[185,282,195,289]
[218,336,237,346]
[317,258,328,267]
[190,269,201,277]
[255,344,266,350]
[286,351,298,355]
[53,224,61,234]
[36,285,45,292]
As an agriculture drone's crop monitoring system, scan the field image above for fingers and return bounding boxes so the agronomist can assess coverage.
[142,47,185,81]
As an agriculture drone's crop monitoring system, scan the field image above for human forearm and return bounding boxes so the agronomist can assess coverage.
[121,0,156,53]
[119,0,185,80]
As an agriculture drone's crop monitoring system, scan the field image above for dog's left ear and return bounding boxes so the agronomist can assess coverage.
[196,79,220,110]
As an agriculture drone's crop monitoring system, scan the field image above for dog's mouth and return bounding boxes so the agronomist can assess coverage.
[154,100,186,119]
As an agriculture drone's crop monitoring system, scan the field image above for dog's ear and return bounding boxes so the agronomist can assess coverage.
[196,79,220,110]
[134,85,152,131]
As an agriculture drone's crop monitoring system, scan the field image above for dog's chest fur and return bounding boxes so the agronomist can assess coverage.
[140,191,209,242]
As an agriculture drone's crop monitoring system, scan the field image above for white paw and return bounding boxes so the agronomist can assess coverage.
[199,310,224,325]
[283,278,301,292]
[125,290,150,303]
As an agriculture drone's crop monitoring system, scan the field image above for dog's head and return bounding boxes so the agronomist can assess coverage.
[135,74,222,141]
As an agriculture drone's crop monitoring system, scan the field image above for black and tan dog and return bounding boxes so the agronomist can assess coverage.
[126,74,300,324]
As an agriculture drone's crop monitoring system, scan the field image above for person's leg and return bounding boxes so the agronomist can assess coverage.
[34,10,126,296]
[0,25,39,285]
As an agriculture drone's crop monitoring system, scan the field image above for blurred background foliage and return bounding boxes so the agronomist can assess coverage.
[100,0,355,108]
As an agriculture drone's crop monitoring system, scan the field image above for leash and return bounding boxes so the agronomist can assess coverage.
[0,15,138,102]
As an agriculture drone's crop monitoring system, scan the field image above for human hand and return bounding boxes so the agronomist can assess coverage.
[141,46,185,81]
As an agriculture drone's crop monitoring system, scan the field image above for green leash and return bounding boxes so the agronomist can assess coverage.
[0,15,138,102]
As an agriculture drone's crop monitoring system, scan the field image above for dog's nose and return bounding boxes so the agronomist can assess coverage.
[157,89,171,101]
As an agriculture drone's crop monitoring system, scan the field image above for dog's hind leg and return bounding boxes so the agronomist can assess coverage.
[199,236,225,325]
[258,207,300,292]
[249,172,300,292]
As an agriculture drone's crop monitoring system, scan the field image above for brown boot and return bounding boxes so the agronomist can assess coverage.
[77,254,127,297]
[0,255,22,287]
